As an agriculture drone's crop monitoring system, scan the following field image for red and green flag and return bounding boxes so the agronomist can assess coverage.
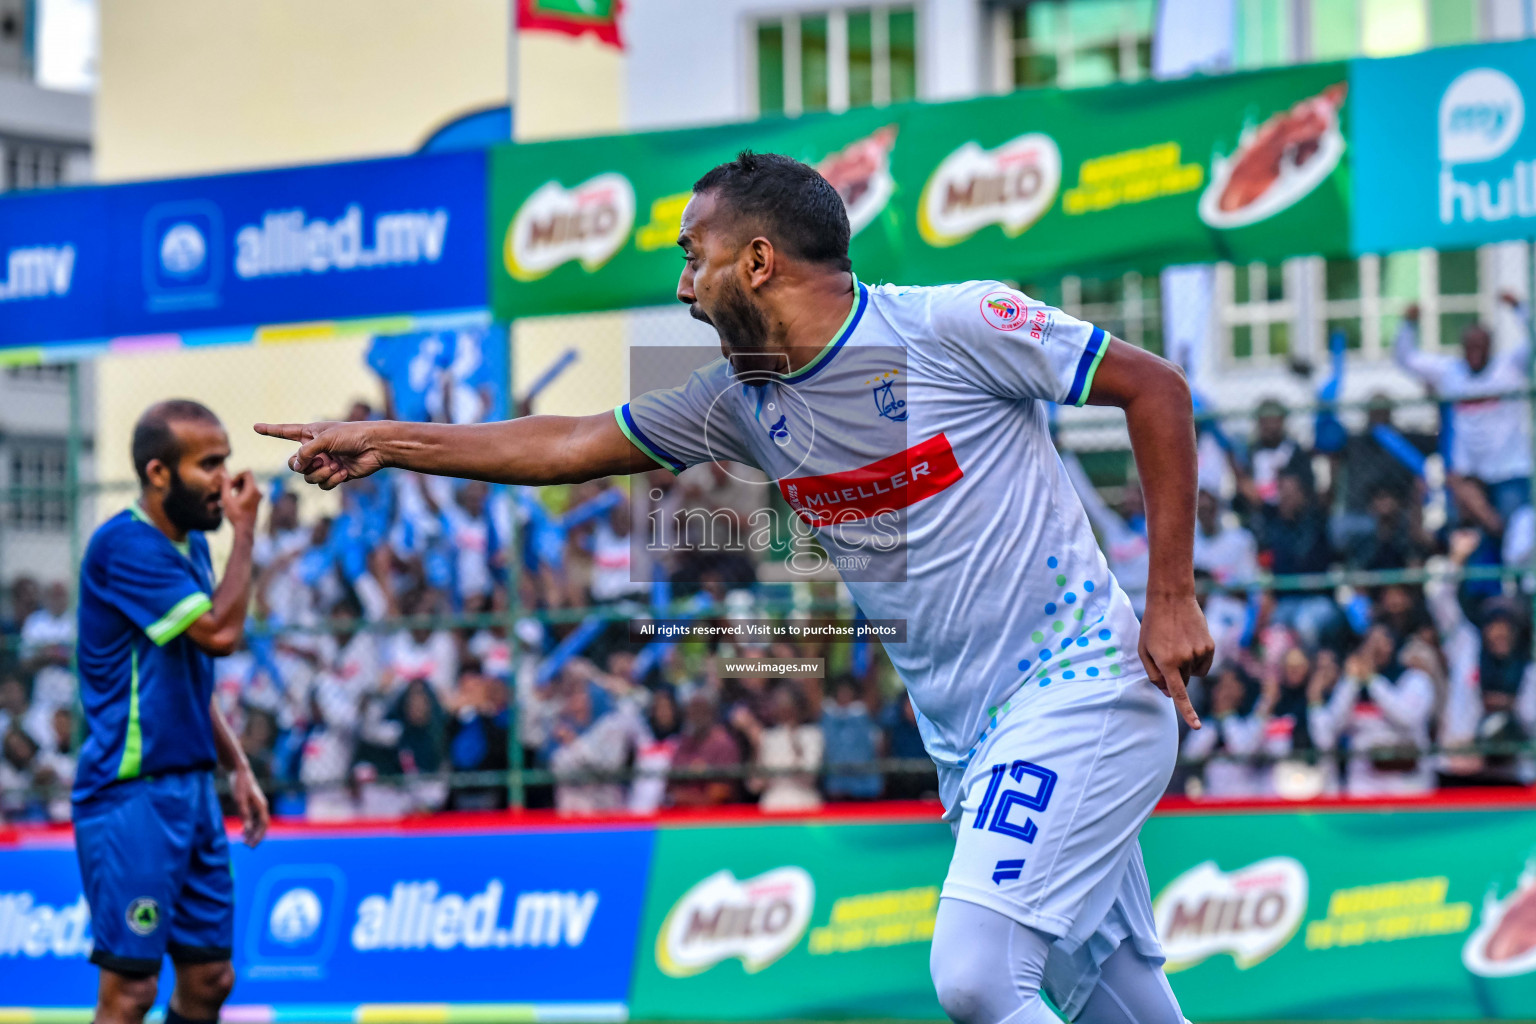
[517,0,623,49]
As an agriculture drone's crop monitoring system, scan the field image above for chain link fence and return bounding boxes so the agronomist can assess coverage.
[3,285,1536,824]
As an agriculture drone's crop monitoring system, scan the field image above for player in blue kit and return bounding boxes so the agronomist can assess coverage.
[73,400,269,1024]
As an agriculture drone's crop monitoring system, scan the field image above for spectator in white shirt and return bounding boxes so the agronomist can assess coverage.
[1310,626,1437,796]
[21,582,75,718]
[1193,489,1259,587]
[1395,294,1531,522]
[1182,666,1266,798]
[740,685,824,812]
[1432,530,1536,783]
[385,590,459,700]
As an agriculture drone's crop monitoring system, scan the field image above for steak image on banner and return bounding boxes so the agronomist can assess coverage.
[1199,82,1347,229]
[817,126,899,236]
[1464,855,1536,978]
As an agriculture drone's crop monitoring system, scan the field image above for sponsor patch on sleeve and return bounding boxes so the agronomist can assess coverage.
[980,290,1052,342]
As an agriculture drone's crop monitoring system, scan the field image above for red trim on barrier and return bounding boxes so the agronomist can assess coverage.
[5,787,1533,846]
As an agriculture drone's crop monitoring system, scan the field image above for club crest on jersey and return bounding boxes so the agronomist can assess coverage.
[981,291,1028,331]
[872,377,907,422]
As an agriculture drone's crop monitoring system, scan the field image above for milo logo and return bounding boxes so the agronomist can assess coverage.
[1153,857,1307,971]
[655,867,814,977]
[917,133,1061,247]
[504,173,636,281]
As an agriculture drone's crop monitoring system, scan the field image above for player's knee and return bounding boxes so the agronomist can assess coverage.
[930,949,996,1023]
[180,959,235,1008]
[105,972,158,1022]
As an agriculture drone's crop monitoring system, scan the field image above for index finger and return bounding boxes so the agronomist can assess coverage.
[1157,655,1202,730]
[254,422,307,441]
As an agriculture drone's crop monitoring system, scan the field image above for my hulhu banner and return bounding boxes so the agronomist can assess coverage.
[489,61,1351,318]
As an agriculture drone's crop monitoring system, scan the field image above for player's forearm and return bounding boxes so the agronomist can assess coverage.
[1122,369,1198,601]
[211,526,256,637]
[210,697,249,773]
[185,525,255,657]
[370,415,635,485]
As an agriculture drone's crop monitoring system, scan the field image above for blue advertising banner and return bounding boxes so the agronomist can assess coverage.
[1,825,653,1016]
[0,151,487,351]
[0,187,111,350]
[1353,39,1536,253]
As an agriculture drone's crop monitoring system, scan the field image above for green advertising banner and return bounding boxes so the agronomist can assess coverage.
[628,819,953,1020]
[629,802,1536,1021]
[490,62,1349,318]
[1142,804,1536,1021]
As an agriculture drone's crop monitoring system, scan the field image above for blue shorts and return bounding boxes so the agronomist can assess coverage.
[73,770,233,976]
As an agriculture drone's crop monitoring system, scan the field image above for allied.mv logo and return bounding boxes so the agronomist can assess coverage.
[269,887,324,945]
[143,200,223,312]
[159,223,207,278]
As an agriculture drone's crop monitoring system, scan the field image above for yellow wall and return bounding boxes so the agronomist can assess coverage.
[95,337,371,526]
[96,0,510,181]
[92,0,512,510]
[511,30,628,417]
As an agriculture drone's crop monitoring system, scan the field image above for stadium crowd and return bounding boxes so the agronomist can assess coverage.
[3,305,1536,823]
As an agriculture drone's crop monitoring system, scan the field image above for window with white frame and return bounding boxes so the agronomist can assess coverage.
[1019,272,1163,355]
[754,6,917,116]
[1,140,75,191]
[992,0,1153,92]
[1217,249,1486,365]
[6,439,69,531]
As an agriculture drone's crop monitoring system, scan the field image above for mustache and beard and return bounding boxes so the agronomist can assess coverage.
[691,274,781,376]
[163,466,224,532]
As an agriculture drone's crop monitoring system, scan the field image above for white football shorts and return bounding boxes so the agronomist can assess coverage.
[938,669,1178,1018]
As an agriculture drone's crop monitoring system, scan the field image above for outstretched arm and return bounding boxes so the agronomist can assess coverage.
[1086,339,1214,728]
[256,412,656,490]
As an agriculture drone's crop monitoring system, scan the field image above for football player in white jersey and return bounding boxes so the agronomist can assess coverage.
[259,152,1214,1024]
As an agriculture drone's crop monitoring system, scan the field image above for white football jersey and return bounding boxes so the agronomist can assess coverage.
[619,277,1145,799]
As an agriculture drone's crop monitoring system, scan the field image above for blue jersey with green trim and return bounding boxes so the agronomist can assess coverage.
[619,279,1142,790]
[74,508,218,805]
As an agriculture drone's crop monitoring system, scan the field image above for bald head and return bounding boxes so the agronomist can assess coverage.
[132,400,221,487]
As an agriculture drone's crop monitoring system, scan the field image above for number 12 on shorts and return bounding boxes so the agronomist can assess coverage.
[972,760,1058,885]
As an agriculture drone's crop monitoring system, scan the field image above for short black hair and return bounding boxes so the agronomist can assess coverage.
[692,150,851,271]
[131,399,221,486]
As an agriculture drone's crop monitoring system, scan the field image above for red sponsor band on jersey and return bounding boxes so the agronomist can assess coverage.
[778,432,963,524]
